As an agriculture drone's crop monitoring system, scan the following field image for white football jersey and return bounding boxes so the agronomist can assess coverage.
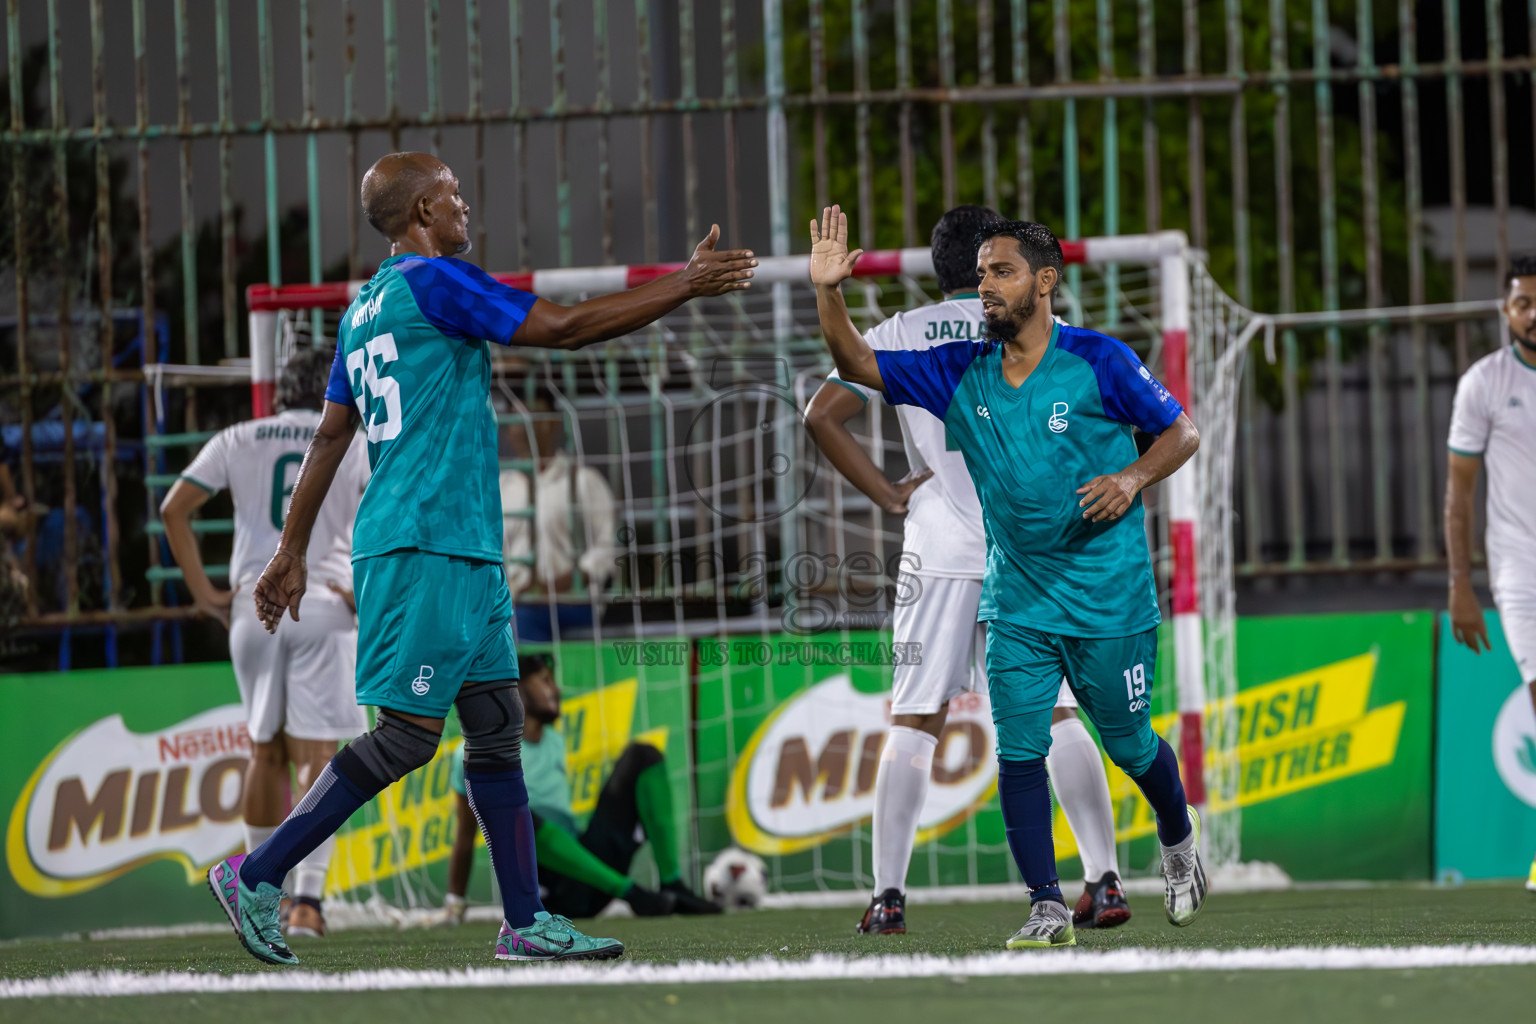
[1448,344,1536,608]
[828,296,988,579]
[180,409,370,600]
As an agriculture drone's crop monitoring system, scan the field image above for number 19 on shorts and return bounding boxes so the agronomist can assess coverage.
[1123,663,1148,713]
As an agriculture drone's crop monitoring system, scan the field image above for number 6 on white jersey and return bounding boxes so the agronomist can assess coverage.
[346,332,403,443]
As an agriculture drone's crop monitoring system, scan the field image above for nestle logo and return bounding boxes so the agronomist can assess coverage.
[157,726,250,764]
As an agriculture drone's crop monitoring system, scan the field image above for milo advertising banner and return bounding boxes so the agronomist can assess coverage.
[695,613,1434,888]
[1433,610,1536,881]
[1,645,688,940]
[2,664,254,938]
[694,633,1019,889]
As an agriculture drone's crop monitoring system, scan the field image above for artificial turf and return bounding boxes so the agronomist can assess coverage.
[1,884,1532,1024]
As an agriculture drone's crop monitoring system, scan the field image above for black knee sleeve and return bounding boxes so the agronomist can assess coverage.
[457,681,524,775]
[335,711,441,794]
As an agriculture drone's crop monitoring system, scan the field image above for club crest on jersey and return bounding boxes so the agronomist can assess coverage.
[1048,401,1070,433]
[411,666,434,696]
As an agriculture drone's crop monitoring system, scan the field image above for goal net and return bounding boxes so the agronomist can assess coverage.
[245,233,1255,919]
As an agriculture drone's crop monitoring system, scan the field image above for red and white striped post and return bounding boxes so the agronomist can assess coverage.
[249,310,279,418]
[1158,245,1207,807]
[246,234,1205,797]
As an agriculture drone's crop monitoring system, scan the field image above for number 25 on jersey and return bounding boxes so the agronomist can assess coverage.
[347,333,402,443]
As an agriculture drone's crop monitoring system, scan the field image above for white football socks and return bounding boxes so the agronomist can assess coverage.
[871,726,938,897]
[1047,716,1120,885]
[243,823,277,855]
[292,834,337,902]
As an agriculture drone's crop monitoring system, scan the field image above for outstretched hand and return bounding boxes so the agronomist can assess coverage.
[253,548,307,633]
[809,205,863,288]
[682,224,757,297]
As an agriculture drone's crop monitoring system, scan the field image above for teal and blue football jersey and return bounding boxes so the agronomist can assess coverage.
[874,321,1184,638]
[326,254,538,563]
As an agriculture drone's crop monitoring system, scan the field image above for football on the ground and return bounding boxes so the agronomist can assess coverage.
[703,848,768,910]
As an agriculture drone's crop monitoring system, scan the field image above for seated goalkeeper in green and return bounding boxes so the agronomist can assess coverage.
[440,654,721,920]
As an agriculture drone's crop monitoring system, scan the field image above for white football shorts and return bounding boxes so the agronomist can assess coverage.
[891,573,1075,715]
[1497,602,1536,684]
[228,592,367,743]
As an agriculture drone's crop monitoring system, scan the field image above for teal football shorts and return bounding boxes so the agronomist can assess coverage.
[985,620,1160,775]
[353,549,517,719]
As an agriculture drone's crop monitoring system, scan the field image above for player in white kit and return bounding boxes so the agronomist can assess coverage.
[1446,255,1536,894]
[804,206,1128,933]
[161,346,370,935]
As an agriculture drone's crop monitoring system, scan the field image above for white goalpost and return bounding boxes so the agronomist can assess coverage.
[246,231,1255,916]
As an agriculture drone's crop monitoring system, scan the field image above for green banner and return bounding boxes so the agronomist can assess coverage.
[0,644,691,941]
[1209,612,1433,881]
[694,613,1434,888]
[1434,610,1536,881]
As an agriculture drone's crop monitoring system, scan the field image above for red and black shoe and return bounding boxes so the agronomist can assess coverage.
[1073,872,1132,930]
[856,888,906,935]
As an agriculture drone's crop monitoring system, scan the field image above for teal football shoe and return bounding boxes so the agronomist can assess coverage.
[207,855,300,966]
[494,912,625,961]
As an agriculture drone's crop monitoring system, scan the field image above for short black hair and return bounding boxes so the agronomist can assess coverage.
[1509,254,1536,289]
[974,220,1065,279]
[519,652,553,678]
[275,345,334,413]
[930,205,1004,293]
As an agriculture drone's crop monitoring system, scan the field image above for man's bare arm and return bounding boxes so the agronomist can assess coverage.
[515,224,755,351]
[1445,451,1490,653]
[809,205,884,390]
[803,381,931,514]
[1077,413,1200,522]
[160,480,234,627]
[252,400,359,631]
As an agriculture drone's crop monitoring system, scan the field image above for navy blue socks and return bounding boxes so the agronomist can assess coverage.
[464,768,546,928]
[1131,736,1192,846]
[996,757,1063,904]
[239,757,380,891]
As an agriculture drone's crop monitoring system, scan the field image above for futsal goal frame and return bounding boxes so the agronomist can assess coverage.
[246,229,1211,809]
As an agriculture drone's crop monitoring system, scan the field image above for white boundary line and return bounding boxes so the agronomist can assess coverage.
[5,945,1536,999]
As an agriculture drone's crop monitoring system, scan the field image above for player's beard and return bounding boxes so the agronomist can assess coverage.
[981,289,1037,343]
[454,237,473,255]
[1513,322,1536,354]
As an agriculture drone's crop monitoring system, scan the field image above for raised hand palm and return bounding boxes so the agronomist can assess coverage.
[808,204,863,287]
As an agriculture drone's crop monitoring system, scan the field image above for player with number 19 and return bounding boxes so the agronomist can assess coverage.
[810,206,1206,950]
[206,151,756,967]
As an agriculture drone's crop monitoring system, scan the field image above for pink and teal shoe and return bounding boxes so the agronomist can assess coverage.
[207,854,300,966]
[495,911,625,961]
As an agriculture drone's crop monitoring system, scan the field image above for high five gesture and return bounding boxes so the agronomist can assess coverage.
[809,204,864,288]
